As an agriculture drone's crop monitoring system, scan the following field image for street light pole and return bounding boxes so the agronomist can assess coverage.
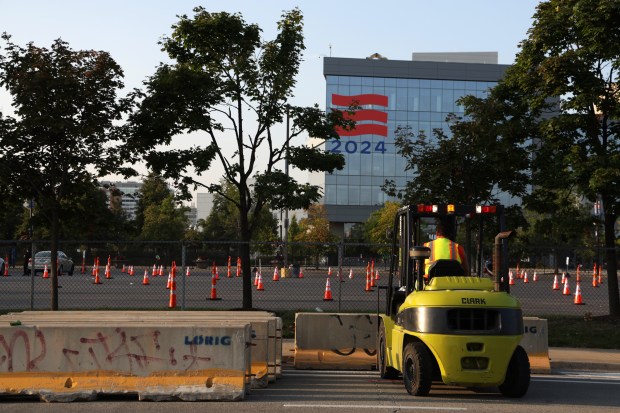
[283,108,290,270]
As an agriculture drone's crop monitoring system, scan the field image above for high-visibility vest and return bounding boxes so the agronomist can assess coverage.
[424,237,462,277]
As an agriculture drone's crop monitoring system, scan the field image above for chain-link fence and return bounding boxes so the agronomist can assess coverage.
[0,240,617,317]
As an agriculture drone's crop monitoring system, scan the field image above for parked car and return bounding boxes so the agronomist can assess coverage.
[28,251,74,275]
[0,256,4,275]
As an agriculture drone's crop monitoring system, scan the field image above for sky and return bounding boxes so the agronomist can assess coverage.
[0,0,543,199]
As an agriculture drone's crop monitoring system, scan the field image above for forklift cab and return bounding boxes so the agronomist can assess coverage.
[386,204,508,317]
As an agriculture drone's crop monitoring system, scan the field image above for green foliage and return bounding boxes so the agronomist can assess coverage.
[0,35,133,309]
[365,201,401,256]
[294,204,336,267]
[134,172,172,232]
[127,8,353,308]
[504,0,620,315]
[140,195,188,241]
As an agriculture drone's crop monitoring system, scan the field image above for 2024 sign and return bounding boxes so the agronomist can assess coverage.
[329,140,387,154]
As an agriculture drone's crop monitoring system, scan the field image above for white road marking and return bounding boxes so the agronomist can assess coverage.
[283,404,466,411]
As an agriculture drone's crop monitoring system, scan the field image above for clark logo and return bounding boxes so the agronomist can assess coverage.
[184,335,232,345]
[461,298,487,305]
[332,94,388,137]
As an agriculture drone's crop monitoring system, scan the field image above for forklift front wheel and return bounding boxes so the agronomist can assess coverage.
[403,341,432,396]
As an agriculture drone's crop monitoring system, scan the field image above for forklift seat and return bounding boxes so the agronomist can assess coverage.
[427,259,465,279]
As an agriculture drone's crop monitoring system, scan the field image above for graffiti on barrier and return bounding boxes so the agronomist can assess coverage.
[328,314,376,357]
[0,328,230,373]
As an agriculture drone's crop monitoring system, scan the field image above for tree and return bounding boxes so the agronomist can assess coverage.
[294,204,336,268]
[504,0,620,315]
[0,35,133,310]
[133,172,172,233]
[126,8,352,308]
[200,180,279,257]
[365,201,401,257]
[140,195,188,241]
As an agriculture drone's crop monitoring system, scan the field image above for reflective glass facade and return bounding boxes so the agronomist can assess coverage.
[321,57,509,225]
[325,76,496,206]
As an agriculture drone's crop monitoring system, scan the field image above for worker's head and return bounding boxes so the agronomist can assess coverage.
[435,218,454,239]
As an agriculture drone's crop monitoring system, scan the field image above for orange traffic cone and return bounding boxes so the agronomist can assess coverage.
[592,272,598,287]
[561,272,566,284]
[348,268,354,279]
[273,266,280,281]
[166,271,172,289]
[509,271,515,285]
[43,264,49,279]
[3,256,8,276]
[370,270,377,287]
[121,264,126,273]
[562,278,571,295]
[152,264,157,277]
[375,270,380,280]
[533,271,538,282]
[598,265,603,285]
[254,269,259,286]
[365,270,373,292]
[523,271,529,283]
[93,267,102,284]
[142,269,150,285]
[129,266,135,276]
[328,267,332,277]
[236,257,241,277]
[105,264,111,279]
[574,283,585,305]
[209,275,221,300]
[186,267,191,277]
[256,272,265,291]
[323,277,333,301]
[298,267,304,278]
[552,273,560,290]
[159,265,164,277]
[168,277,177,308]
[576,265,581,283]
[227,256,232,278]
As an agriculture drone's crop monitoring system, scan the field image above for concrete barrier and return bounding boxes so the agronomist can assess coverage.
[0,323,250,402]
[294,313,550,373]
[522,317,551,373]
[4,311,282,385]
[294,313,377,370]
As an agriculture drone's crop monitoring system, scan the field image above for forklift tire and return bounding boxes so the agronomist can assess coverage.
[498,345,530,398]
[378,323,399,379]
[403,341,432,396]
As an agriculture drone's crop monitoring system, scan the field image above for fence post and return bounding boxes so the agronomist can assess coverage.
[337,241,343,312]
[181,242,186,311]
[30,242,36,310]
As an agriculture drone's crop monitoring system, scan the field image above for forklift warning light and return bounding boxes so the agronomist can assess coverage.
[416,204,498,215]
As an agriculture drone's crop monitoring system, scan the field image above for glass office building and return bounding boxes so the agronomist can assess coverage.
[318,53,510,235]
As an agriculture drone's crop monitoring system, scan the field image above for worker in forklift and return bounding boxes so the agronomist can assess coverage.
[424,218,469,279]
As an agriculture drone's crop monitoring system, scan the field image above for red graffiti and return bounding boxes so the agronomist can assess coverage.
[0,328,46,372]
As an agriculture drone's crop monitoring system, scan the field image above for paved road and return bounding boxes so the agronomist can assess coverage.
[0,368,619,412]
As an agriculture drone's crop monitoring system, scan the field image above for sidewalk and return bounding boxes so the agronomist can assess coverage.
[283,340,620,373]
[549,347,620,372]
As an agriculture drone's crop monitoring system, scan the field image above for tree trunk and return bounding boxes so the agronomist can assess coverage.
[239,210,253,310]
[603,212,620,316]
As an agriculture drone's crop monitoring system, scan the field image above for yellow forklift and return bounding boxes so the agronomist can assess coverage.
[378,204,529,397]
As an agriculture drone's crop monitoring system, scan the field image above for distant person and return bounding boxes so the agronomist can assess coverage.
[424,219,469,278]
